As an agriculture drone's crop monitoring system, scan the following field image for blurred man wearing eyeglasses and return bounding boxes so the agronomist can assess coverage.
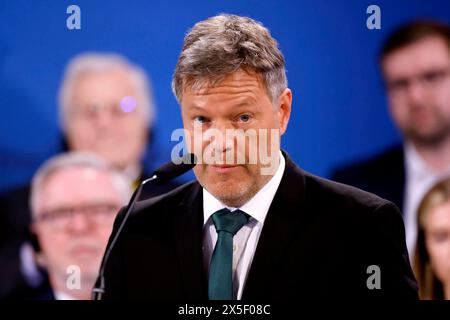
[59,53,155,185]
[28,152,130,300]
[0,53,177,299]
[332,21,450,256]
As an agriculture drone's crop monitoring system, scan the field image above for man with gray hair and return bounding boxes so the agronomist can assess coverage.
[99,14,418,300]
[59,53,155,177]
[0,53,175,299]
[29,152,130,299]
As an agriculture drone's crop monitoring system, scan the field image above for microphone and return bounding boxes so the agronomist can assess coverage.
[146,153,197,184]
[92,153,197,300]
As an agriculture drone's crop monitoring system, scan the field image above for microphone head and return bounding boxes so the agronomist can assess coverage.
[151,153,197,183]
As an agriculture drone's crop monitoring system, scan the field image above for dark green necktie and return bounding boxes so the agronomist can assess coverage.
[208,208,250,300]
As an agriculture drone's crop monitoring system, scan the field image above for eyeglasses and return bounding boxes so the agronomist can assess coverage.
[35,203,121,231]
[387,66,450,96]
[71,102,137,121]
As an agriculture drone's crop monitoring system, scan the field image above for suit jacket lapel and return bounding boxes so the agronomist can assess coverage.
[172,151,309,300]
[397,147,406,212]
[174,183,208,300]
[242,151,309,299]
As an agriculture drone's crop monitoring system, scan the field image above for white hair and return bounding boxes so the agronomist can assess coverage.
[30,152,132,218]
[58,52,155,131]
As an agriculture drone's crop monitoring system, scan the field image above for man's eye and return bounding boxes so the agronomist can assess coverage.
[422,71,444,83]
[431,231,449,243]
[238,114,252,122]
[194,116,209,124]
[389,79,408,91]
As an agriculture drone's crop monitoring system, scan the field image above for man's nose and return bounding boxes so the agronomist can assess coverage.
[210,120,229,133]
[406,80,427,107]
[95,108,115,128]
[67,212,92,234]
[208,122,234,151]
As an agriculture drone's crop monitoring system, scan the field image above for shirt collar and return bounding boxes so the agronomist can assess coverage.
[54,290,77,300]
[405,143,438,181]
[203,151,286,225]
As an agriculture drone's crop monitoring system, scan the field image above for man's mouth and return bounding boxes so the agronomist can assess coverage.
[209,164,240,173]
[69,245,99,258]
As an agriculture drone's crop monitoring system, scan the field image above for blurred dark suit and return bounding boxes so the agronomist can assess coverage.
[331,145,405,214]
[100,152,417,300]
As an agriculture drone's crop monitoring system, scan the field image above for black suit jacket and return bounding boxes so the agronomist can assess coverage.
[100,152,418,300]
[331,145,405,213]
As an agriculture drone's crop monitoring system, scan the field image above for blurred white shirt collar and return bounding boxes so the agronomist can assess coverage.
[54,291,77,300]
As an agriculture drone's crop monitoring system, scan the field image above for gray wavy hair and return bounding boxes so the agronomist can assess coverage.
[172,14,287,104]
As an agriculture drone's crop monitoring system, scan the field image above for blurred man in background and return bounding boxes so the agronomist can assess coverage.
[0,53,175,298]
[59,53,155,186]
[332,21,450,255]
[29,152,130,299]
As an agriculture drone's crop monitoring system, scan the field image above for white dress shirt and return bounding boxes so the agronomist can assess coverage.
[54,291,77,300]
[202,151,286,300]
[403,143,450,257]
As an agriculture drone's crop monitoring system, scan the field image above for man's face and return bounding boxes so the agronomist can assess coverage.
[425,200,450,287]
[382,36,450,146]
[180,69,291,207]
[65,69,148,170]
[33,167,123,287]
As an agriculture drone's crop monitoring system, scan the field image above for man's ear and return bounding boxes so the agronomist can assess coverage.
[277,88,292,136]
[29,224,41,253]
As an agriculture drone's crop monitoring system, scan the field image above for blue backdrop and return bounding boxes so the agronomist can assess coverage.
[1,0,449,191]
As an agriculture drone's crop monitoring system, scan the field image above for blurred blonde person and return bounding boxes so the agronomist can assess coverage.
[414,176,450,299]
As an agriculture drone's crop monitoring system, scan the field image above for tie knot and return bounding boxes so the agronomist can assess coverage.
[212,208,250,236]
